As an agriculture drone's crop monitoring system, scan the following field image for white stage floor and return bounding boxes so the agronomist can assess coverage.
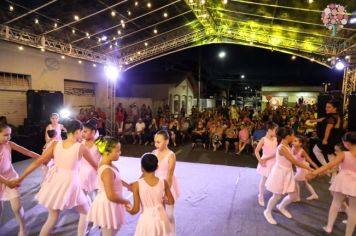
[0,157,346,236]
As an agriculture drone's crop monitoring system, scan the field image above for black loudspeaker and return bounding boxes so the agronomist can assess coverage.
[26,90,63,123]
[26,90,41,123]
[39,91,64,122]
[317,94,332,118]
[348,94,356,131]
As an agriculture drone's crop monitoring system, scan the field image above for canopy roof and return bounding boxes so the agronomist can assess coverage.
[0,0,355,69]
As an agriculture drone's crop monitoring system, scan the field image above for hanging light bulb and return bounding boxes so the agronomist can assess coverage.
[144,42,148,46]
[54,23,58,28]
[147,2,152,8]
[74,15,79,21]
[34,18,39,24]
[153,29,158,34]
[72,29,76,34]
[9,5,14,11]
[111,11,116,17]
[163,12,168,18]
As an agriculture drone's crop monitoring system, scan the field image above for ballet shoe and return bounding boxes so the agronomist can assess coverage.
[258,194,265,207]
[322,226,332,234]
[276,204,292,219]
[263,210,277,225]
[306,194,318,201]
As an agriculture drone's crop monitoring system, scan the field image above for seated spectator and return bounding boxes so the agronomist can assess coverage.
[224,122,239,153]
[144,118,158,146]
[169,118,180,147]
[305,114,317,136]
[211,121,224,152]
[236,123,250,155]
[179,117,190,143]
[123,120,134,143]
[134,118,146,144]
[192,121,207,149]
[252,122,267,149]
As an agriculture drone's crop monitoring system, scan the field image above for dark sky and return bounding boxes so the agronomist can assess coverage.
[124,43,344,93]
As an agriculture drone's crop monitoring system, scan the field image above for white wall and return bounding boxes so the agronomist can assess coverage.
[168,79,194,115]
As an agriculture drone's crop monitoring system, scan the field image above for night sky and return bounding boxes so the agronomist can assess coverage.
[124,44,344,95]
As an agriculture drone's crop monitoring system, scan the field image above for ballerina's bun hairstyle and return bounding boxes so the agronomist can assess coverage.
[62,119,83,134]
[95,136,119,155]
[141,153,158,172]
[84,118,98,131]
[276,126,294,143]
[342,131,356,144]
[47,129,57,139]
[155,130,170,140]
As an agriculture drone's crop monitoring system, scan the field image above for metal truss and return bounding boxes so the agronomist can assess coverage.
[0,25,116,64]
[342,67,356,115]
[184,0,217,35]
[119,30,206,69]
[337,33,356,57]
[105,78,117,136]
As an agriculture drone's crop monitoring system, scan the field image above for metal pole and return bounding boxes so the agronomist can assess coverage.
[198,47,201,111]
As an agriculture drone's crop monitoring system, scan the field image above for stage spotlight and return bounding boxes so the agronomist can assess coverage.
[218,51,226,58]
[335,61,345,70]
[105,65,119,81]
[59,109,71,119]
[101,35,107,41]
[349,11,356,24]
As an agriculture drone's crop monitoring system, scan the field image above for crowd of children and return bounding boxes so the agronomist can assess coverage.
[0,114,180,236]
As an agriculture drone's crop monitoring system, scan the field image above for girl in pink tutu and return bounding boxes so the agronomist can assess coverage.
[87,136,131,236]
[45,113,64,142]
[41,129,57,182]
[126,153,174,236]
[264,127,313,225]
[80,119,101,201]
[292,135,319,201]
[0,124,40,236]
[9,119,98,236]
[308,131,356,236]
[255,122,278,207]
[153,130,181,235]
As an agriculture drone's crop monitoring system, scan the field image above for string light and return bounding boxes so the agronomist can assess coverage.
[117,30,121,35]
[308,0,313,3]
[18,46,24,50]
[113,36,116,40]
[163,12,168,18]
[147,2,152,8]
[223,0,228,4]
[93,64,96,67]
[34,18,39,24]
[122,23,125,28]
[144,42,148,46]
[109,44,113,49]
[128,11,131,16]
[78,60,82,64]
[115,42,118,46]
[54,23,58,28]
[40,48,45,52]
[72,29,76,34]
[9,5,14,11]
[249,41,253,45]
[74,15,79,21]
[61,55,65,59]
[291,55,296,60]
[310,58,315,62]
[86,32,90,37]
[135,2,138,6]
[153,29,158,34]
[111,11,116,17]
[201,0,206,4]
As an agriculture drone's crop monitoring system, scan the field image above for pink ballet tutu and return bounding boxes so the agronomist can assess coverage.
[87,192,125,229]
[79,165,98,192]
[265,164,296,194]
[256,158,275,177]
[156,174,181,200]
[36,167,87,210]
[0,169,19,201]
[329,170,356,197]
[134,205,172,236]
[294,162,310,181]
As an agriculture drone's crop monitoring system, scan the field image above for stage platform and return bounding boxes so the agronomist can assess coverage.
[0,157,347,236]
